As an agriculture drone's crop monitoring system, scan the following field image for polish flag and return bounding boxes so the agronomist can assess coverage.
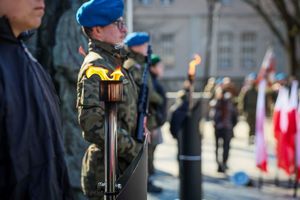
[287,81,298,177]
[256,47,276,84]
[255,79,268,172]
[255,47,276,172]
[296,103,300,180]
[273,86,291,174]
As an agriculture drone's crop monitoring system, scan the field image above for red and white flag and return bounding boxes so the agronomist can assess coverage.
[288,81,299,178]
[273,81,298,175]
[256,47,276,83]
[273,86,291,174]
[255,47,276,172]
[296,103,300,179]
[255,79,268,172]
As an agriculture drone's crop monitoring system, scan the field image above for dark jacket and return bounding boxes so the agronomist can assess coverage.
[213,97,238,132]
[0,17,72,200]
[149,73,167,128]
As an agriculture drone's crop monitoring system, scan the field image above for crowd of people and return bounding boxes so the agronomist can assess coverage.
[200,72,298,174]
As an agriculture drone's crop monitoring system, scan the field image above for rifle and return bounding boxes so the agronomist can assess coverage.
[135,45,152,143]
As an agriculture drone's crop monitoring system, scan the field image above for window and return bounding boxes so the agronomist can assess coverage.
[155,33,175,68]
[139,0,153,5]
[240,32,257,68]
[160,0,174,6]
[217,32,233,68]
[220,0,232,5]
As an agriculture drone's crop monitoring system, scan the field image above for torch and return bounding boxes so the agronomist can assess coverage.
[187,54,201,110]
[86,66,124,200]
[179,54,203,200]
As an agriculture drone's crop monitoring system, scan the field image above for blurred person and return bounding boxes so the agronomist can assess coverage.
[222,77,238,99]
[211,87,238,173]
[147,54,167,193]
[204,77,216,95]
[169,80,191,140]
[123,32,163,108]
[123,33,164,193]
[268,72,288,116]
[53,3,89,198]
[0,0,72,199]
[76,1,142,199]
[203,77,216,120]
[238,73,258,144]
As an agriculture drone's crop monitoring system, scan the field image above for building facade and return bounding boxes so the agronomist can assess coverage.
[127,0,288,91]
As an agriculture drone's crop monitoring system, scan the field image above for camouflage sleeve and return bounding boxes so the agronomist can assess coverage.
[77,75,139,162]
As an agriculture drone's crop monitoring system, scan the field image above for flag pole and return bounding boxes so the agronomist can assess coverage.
[258,171,263,189]
[294,118,299,198]
[293,171,298,197]
[274,167,279,186]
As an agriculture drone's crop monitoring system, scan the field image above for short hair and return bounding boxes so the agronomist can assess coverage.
[82,26,93,39]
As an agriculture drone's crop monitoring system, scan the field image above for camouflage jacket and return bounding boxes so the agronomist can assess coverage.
[77,40,141,197]
[123,50,163,130]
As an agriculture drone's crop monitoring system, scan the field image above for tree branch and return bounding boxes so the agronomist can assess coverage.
[291,0,300,29]
[273,0,300,36]
[242,0,286,46]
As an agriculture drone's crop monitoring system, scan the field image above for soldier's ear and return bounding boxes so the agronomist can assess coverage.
[91,26,103,40]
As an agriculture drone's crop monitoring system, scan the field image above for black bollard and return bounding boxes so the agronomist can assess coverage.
[179,100,202,200]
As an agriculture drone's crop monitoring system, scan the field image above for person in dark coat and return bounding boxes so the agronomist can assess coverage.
[211,87,237,173]
[147,54,167,193]
[0,1,72,199]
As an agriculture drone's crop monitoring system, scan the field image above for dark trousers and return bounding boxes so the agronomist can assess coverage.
[214,128,232,167]
[148,143,157,176]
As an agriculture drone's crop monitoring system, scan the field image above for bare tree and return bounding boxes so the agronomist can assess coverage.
[242,0,300,76]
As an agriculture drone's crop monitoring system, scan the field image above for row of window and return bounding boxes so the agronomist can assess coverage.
[218,32,257,69]
[151,31,257,69]
[139,0,174,6]
[139,0,232,6]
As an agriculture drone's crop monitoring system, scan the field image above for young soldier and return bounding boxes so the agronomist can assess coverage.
[123,32,164,193]
[76,0,141,199]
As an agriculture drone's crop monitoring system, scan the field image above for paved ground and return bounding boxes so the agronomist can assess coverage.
[147,119,299,200]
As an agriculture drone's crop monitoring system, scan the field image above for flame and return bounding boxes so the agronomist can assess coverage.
[188,54,202,76]
[110,66,124,80]
[86,66,124,81]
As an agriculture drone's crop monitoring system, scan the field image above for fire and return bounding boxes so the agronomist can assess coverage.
[188,54,202,76]
[110,66,124,80]
[86,66,124,81]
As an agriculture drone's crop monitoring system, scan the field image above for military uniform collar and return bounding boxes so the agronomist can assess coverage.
[88,39,126,59]
[127,49,146,63]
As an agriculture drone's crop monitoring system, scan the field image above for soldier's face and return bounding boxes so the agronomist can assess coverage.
[96,18,127,45]
[0,0,45,36]
[130,43,148,56]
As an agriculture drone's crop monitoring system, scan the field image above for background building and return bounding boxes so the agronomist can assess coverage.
[127,0,288,91]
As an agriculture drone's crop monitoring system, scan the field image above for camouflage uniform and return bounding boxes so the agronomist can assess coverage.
[77,39,141,199]
[123,50,164,188]
[123,50,163,131]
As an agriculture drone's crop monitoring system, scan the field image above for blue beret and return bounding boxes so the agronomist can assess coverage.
[215,77,223,85]
[76,0,124,27]
[247,72,257,80]
[124,32,150,47]
[230,171,251,186]
[275,72,287,81]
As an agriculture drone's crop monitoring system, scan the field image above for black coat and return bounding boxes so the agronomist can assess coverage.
[151,74,167,127]
[0,17,72,199]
